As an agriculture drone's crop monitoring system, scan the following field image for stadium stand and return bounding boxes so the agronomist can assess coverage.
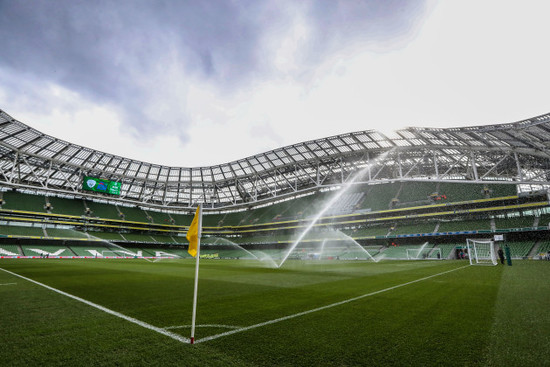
[1,108,550,259]
[536,240,550,257]
[69,244,115,257]
[502,241,535,258]
[0,224,45,237]
[394,182,438,207]
[47,195,86,216]
[85,199,120,220]
[43,228,88,239]
[88,231,124,241]
[0,243,22,256]
[362,182,400,211]
[433,243,459,259]
[2,190,47,212]
[353,226,393,237]
[118,205,151,222]
[494,216,536,230]
[120,233,156,243]
[20,244,72,257]
[145,210,174,225]
[149,234,178,244]
[392,222,437,235]
[438,219,492,232]
[169,212,191,226]
[537,213,550,228]
[379,244,416,259]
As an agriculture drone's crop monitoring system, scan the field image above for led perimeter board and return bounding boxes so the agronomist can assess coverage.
[82,176,121,196]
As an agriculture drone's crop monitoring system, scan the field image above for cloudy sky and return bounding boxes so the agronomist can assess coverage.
[0,0,548,167]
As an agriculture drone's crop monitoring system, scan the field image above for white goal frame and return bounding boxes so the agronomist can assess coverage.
[466,239,497,266]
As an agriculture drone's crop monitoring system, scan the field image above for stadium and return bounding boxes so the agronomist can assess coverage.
[1,108,549,366]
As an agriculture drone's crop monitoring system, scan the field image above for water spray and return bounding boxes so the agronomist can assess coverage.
[278,149,394,268]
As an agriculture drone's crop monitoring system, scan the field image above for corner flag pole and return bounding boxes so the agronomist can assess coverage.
[187,205,202,345]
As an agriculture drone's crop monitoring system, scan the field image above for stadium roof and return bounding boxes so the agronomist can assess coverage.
[1,108,549,211]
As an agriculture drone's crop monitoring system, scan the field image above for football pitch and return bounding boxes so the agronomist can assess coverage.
[1,259,548,366]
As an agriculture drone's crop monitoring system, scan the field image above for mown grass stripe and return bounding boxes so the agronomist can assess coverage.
[196,264,470,344]
[0,267,191,344]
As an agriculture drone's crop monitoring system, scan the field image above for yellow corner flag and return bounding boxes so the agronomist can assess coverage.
[186,205,201,257]
[187,205,203,344]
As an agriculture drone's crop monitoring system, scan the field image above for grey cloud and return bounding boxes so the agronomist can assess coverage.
[0,0,428,143]
[301,0,429,69]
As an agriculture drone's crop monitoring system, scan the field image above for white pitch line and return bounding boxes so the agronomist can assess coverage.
[196,264,470,344]
[0,282,17,286]
[0,267,191,344]
[164,324,242,330]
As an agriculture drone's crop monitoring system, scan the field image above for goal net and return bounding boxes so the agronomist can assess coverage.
[466,239,497,266]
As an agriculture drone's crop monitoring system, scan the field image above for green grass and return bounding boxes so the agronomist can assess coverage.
[0,259,548,366]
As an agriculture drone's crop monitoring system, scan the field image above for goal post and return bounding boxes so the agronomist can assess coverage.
[466,239,497,266]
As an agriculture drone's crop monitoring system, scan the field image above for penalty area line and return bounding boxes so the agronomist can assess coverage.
[0,282,17,286]
[196,264,471,344]
[0,267,191,344]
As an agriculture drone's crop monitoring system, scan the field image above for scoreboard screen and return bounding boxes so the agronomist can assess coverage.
[82,176,121,196]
